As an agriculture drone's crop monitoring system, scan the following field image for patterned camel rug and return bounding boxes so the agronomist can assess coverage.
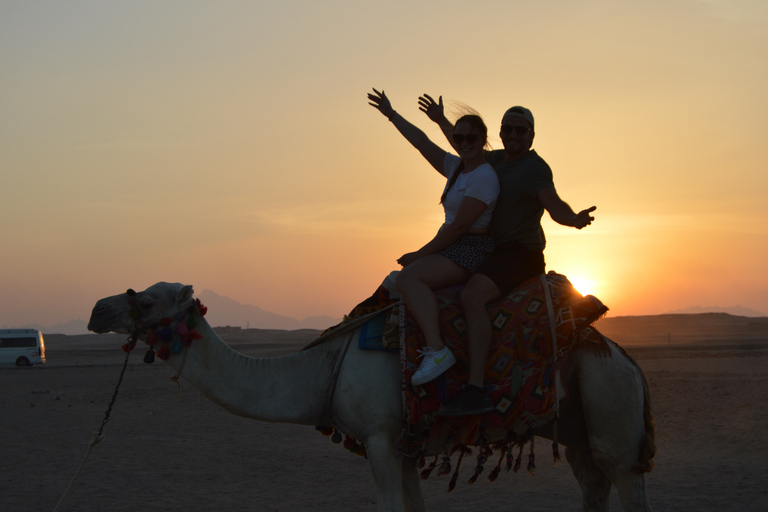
[316,271,609,486]
[399,272,609,461]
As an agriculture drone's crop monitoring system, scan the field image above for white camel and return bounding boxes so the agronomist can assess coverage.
[88,281,655,512]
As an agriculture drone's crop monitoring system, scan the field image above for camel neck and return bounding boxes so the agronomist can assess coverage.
[161,320,338,425]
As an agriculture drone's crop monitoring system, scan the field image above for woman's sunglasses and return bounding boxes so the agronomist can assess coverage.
[452,133,479,145]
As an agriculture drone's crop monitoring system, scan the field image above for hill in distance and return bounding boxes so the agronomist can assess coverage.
[7,292,766,341]
[664,305,766,317]
[594,312,768,346]
[197,289,341,331]
[5,290,342,335]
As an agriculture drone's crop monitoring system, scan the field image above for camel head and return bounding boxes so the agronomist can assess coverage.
[88,282,197,338]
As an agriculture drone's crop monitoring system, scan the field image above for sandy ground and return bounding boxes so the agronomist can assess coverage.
[2,331,767,512]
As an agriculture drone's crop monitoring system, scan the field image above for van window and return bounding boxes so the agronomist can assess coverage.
[0,337,37,348]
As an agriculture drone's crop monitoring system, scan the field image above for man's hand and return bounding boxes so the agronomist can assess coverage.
[573,206,597,229]
[418,94,444,123]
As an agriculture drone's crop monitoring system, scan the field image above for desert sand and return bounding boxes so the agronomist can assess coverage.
[2,328,767,511]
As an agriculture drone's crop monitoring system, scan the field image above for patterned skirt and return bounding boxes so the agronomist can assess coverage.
[438,233,495,272]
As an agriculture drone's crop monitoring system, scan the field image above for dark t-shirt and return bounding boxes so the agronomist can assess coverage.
[484,149,554,251]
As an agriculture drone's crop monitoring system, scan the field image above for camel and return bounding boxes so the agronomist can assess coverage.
[87,281,655,512]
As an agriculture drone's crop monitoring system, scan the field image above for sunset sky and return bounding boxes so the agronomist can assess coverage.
[2,1,767,330]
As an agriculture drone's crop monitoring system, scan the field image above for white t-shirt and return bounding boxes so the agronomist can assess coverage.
[441,154,500,230]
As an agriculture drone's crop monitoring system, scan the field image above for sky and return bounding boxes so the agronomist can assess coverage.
[2,0,767,329]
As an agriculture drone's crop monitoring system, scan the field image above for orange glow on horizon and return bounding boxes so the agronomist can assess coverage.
[1,2,766,330]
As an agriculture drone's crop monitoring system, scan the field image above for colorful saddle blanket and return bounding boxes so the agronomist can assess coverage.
[319,271,609,462]
[399,271,609,453]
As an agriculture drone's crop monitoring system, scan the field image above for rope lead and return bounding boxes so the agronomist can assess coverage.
[52,334,135,512]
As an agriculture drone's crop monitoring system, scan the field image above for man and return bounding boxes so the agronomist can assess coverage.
[418,95,596,416]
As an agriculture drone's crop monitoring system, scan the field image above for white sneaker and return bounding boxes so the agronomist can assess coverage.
[411,346,456,386]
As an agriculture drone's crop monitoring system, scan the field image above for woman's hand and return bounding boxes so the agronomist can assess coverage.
[397,251,421,267]
[418,94,444,123]
[368,88,395,119]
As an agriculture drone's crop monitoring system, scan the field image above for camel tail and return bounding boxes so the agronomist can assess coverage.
[609,339,657,473]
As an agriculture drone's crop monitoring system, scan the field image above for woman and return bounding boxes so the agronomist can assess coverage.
[368,88,499,386]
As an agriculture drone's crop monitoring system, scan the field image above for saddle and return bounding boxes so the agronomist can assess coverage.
[399,272,608,456]
[318,271,609,473]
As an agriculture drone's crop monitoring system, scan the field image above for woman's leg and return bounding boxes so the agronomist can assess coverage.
[395,254,471,350]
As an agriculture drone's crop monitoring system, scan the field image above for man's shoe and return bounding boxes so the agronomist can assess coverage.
[411,346,456,386]
[438,385,495,417]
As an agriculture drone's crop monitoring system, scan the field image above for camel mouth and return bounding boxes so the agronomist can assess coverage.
[87,317,134,336]
[87,317,113,334]
[87,301,121,334]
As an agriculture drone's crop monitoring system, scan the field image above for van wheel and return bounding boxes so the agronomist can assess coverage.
[15,357,32,367]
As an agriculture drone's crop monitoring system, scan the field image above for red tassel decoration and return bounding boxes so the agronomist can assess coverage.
[420,456,438,480]
[467,463,483,485]
[437,454,452,476]
[448,448,469,492]
[448,469,459,492]
[513,443,523,473]
[527,437,536,476]
[489,443,508,482]
[351,443,366,457]
[468,447,488,484]
[156,345,170,360]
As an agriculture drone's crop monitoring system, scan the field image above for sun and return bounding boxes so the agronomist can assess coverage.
[568,275,597,297]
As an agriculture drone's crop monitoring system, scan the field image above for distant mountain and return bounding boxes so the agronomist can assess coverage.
[10,296,765,337]
[197,290,341,331]
[5,319,91,336]
[663,305,767,317]
[594,312,768,345]
[3,291,341,335]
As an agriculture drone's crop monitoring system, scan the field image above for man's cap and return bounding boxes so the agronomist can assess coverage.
[502,106,534,129]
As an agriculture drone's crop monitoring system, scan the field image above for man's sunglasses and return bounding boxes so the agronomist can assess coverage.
[500,125,532,136]
[452,133,479,145]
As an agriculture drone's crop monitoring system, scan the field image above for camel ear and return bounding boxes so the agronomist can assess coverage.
[177,285,195,310]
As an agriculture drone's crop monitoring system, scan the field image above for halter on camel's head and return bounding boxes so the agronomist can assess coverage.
[88,282,208,364]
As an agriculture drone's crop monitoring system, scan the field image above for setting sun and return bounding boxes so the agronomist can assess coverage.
[567,276,597,297]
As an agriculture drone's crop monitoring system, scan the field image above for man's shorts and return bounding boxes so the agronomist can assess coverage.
[475,239,545,297]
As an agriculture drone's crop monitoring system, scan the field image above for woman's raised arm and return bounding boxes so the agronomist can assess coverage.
[418,93,458,153]
[368,88,447,173]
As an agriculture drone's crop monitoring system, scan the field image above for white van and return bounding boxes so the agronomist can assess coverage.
[0,329,46,366]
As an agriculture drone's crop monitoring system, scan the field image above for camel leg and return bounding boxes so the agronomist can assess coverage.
[611,470,652,512]
[401,457,426,512]
[565,445,611,512]
[366,435,406,512]
[586,445,652,512]
[577,346,653,512]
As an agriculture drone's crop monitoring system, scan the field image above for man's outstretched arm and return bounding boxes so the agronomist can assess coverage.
[538,187,597,229]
